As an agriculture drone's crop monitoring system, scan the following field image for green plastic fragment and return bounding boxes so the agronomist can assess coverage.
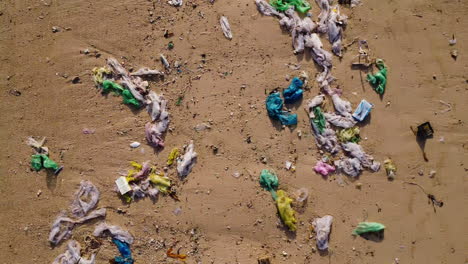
[122,89,141,107]
[312,106,326,134]
[353,222,385,235]
[270,0,311,13]
[102,80,124,94]
[31,154,59,171]
[260,169,279,200]
[367,59,387,95]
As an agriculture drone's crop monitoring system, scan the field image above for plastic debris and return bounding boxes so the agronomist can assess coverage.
[383,159,396,180]
[31,154,60,173]
[276,190,297,231]
[352,99,373,122]
[70,180,100,218]
[312,215,333,251]
[130,142,141,148]
[167,148,180,166]
[145,118,169,149]
[255,0,281,17]
[100,79,141,108]
[324,112,357,128]
[82,128,95,134]
[429,169,436,178]
[330,93,353,117]
[305,34,333,69]
[315,128,341,154]
[283,77,303,104]
[314,161,335,176]
[342,142,380,171]
[316,0,331,33]
[116,176,132,195]
[416,122,434,140]
[130,67,163,77]
[220,16,233,40]
[49,208,106,246]
[305,95,325,118]
[93,222,134,244]
[337,127,360,143]
[327,6,347,56]
[146,91,165,122]
[52,240,96,264]
[448,34,456,46]
[259,169,279,200]
[311,106,326,133]
[194,123,211,131]
[367,59,387,95]
[27,136,47,153]
[112,238,134,264]
[266,92,297,126]
[160,54,170,70]
[353,222,385,235]
[168,0,183,7]
[292,187,309,202]
[149,173,171,193]
[270,0,311,13]
[334,157,362,177]
[177,141,197,178]
[167,247,187,261]
[92,67,111,84]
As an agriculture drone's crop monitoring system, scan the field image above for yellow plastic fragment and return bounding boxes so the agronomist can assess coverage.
[92,66,112,84]
[276,190,297,231]
[167,148,180,166]
[149,173,171,193]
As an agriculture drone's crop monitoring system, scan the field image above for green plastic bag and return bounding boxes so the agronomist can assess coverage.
[260,169,279,200]
[353,222,385,235]
[270,0,311,13]
[102,80,141,107]
[122,89,141,107]
[31,154,59,171]
[312,106,326,134]
[367,59,387,95]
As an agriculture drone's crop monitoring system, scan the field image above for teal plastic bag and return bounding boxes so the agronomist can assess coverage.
[260,169,279,200]
[367,59,387,95]
[353,222,385,235]
[283,77,303,104]
[266,92,297,126]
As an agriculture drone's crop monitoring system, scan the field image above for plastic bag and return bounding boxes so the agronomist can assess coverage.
[177,141,197,178]
[314,128,340,154]
[270,0,311,13]
[312,215,333,250]
[259,169,279,200]
[167,148,180,166]
[52,240,95,264]
[92,67,111,85]
[383,159,396,179]
[30,154,59,171]
[276,190,297,231]
[256,0,282,17]
[337,127,360,143]
[324,112,357,128]
[330,94,352,117]
[93,222,134,244]
[149,173,171,193]
[367,59,387,95]
[112,238,134,264]
[70,180,100,218]
[305,95,325,118]
[312,106,327,133]
[334,157,362,177]
[353,222,385,235]
[266,92,298,126]
[283,77,303,104]
[314,161,335,176]
[342,142,380,171]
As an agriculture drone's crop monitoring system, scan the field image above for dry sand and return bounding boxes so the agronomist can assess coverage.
[0,0,467,263]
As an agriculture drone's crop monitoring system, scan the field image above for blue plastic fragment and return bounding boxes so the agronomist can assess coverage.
[112,238,134,264]
[352,99,373,122]
[266,92,298,126]
[283,77,303,104]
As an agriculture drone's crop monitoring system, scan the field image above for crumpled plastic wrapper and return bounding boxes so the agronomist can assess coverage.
[324,112,357,128]
[312,215,333,250]
[342,142,380,171]
[220,16,233,40]
[70,180,100,218]
[330,94,353,117]
[177,141,197,178]
[93,222,134,245]
[52,240,95,264]
[334,157,362,177]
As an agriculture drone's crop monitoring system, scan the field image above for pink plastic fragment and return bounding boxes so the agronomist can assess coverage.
[314,161,335,176]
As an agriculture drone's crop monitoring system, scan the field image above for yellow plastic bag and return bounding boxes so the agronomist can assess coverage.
[167,148,180,166]
[149,173,171,193]
[276,190,297,231]
[92,66,111,84]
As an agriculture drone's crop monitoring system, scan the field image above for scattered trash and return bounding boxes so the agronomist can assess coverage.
[92,66,111,85]
[82,128,96,134]
[167,247,187,261]
[255,0,281,17]
[112,238,134,264]
[285,161,295,171]
[116,176,132,195]
[31,154,61,174]
[106,58,147,103]
[276,190,297,231]
[292,187,309,202]
[232,171,241,178]
[93,222,134,244]
[337,127,360,142]
[429,169,436,178]
[130,142,141,148]
[324,112,357,128]
[270,0,311,13]
[194,123,211,131]
[416,122,434,140]
[448,34,457,46]
[352,222,385,235]
[177,141,197,178]
[168,0,183,7]
[257,255,272,264]
[327,6,347,56]
[283,77,303,104]
[334,157,362,177]
[167,148,180,166]
[311,106,326,133]
[9,89,21,96]
[352,99,373,121]
[160,54,171,70]
[173,207,182,216]
[342,142,381,172]
[145,108,170,149]
[450,49,458,60]
[266,91,298,126]
[384,159,396,180]
[312,215,333,251]
[220,16,233,40]
[71,180,100,217]
[52,240,96,264]
[367,59,387,95]
[260,169,279,200]
[314,161,335,176]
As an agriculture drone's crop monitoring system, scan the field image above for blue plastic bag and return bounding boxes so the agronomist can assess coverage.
[266,92,297,126]
[283,77,303,104]
[352,99,373,122]
[112,239,134,264]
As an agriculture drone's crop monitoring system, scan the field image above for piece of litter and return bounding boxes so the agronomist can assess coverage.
[168,0,183,7]
[429,170,436,178]
[173,207,182,216]
[312,215,333,250]
[285,161,293,170]
[220,16,233,40]
[116,177,132,195]
[449,34,456,46]
[232,172,241,178]
[439,136,445,143]
[130,142,141,148]
[82,128,95,134]
[194,123,211,131]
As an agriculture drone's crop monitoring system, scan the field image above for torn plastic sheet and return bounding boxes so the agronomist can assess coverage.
[220,16,233,40]
[330,94,353,117]
[327,6,347,56]
[255,0,283,17]
[324,112,357,128]
[70,180,100,218]
[305,34,332,69]
[52,240,96,264]
[312,215,333,251]
[266,92,298,126]
[106,58,146,103]
[145,120,169,149]
[93,222,134,245]
[334,157,362,177]
[314,128,341,154]
[305,95,325,118]
[314,161,335,176]
[146,91,166,122]
[177,141,197,178]
[342,142,380,171]
[316,0,331,33]
[49,208,106,246]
